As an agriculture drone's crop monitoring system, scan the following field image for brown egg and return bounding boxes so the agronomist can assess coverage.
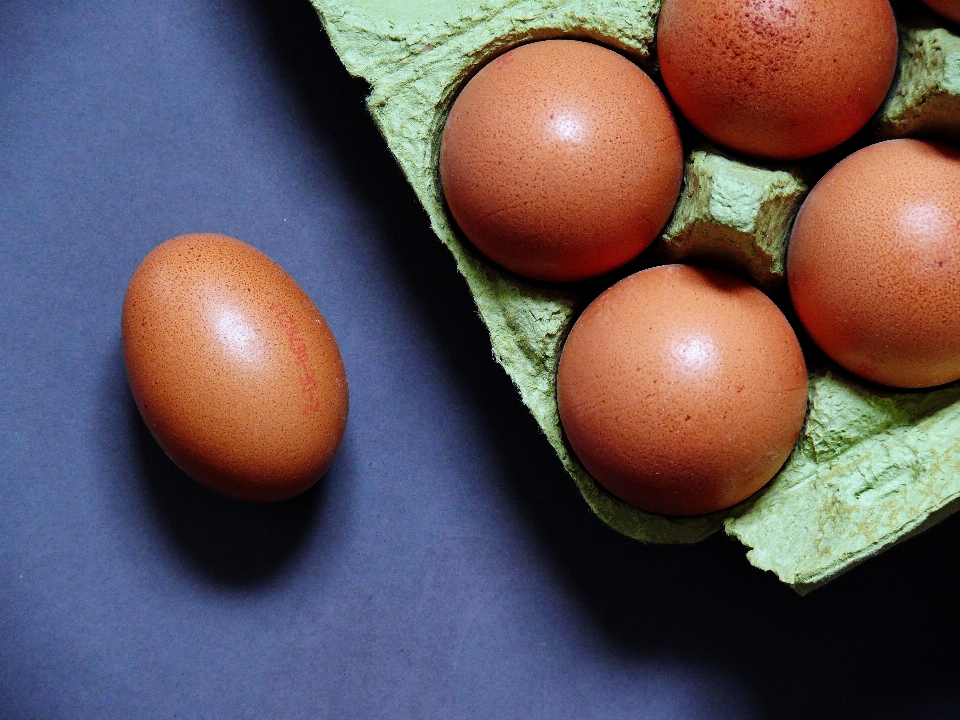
[122,233,349,502]
[439,39,683,282]
[557,264,808,516]
[923,0,960,24]
[788,139,960,388]
[657,0,898,160]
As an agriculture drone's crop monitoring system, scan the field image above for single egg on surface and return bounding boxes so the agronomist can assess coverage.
[439,39,683,282]
[122,233,349,502]
[788,139,960,389]
[657,0,898,161]
[923,0,960,24]
[557,264,808,517]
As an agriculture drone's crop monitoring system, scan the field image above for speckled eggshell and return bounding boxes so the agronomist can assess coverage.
[788,139,960,388]
[923,0,960,24]
[657,0,898,161]
[557,264,808,516]
[122,233,349,502]
[439,39,683,282]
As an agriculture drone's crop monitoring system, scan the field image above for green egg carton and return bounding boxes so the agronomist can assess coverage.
[311,0,960,592]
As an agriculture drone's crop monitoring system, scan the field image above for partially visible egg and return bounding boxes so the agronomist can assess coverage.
[923,0,960,24]
[557,264,807,516]
[122,233,349,502]
[439,39,683,282]
[788,139,960,388]
[657,0,898,160]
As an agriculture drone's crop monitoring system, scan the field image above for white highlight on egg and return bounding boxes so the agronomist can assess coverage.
[898,201,954,242]
[671,334,719,373]
[212,306,263,364]
[550,111,585,143]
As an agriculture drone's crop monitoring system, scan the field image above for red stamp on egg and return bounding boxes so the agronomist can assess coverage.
[270,302,322,416]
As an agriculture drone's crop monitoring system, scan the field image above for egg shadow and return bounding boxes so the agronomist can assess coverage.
[241,1,960,718]
[112,344,325,587]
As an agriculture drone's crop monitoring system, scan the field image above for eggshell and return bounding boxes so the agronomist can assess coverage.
[657,0,898,161]
[122,233,349,502]
[788,139,960,388]
[439,39,683,282]
[556,264,808,516]
[923,0,960,24]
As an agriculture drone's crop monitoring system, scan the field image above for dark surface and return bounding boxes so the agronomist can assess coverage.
[2,1,960,718]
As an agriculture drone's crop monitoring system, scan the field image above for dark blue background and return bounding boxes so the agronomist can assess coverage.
[2,1,960,717]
